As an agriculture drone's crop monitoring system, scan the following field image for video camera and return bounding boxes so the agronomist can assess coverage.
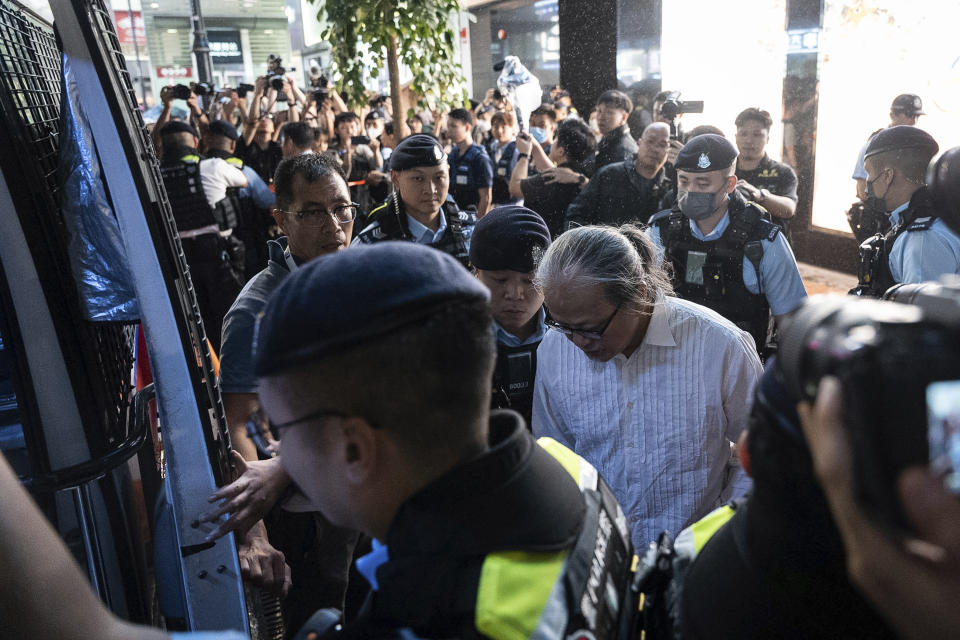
[312,75,330,104]
[765,283,960,536]
[658,92,703,139]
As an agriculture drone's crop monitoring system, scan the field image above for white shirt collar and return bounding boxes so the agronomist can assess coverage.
[642,300,677,348]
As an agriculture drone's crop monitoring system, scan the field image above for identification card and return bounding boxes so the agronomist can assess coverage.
[456,174,469,185]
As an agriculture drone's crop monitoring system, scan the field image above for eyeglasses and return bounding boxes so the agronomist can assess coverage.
[545,305,620,341]
[271,407,346,433]
[278,202,359,226]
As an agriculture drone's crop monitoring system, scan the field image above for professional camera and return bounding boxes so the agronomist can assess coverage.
[369,94,388,108]
[171,83,193,100]
[658,92,703,139]
[192,82,214,97]
[236,82,255,98]
[268,74,285,92]
[312,75,330,104]
[771,284,960,535]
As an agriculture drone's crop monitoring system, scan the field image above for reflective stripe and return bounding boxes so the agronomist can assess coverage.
[179,154,200,164]
[673,504,736,561]
[475,550,567,640]
[225,156,244,168]
[537,437,581,482]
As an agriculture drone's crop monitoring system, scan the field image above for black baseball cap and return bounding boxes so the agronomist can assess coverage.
[891,94,925,116]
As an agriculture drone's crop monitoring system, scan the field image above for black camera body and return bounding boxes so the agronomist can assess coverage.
[777,287,960,534]
[659,92,703,139]
[171,84,192,100]
[193,82,214,97]
[236,83,255,99]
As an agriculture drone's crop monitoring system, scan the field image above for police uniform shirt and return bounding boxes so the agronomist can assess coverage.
[238,164,276,209]
[647,211,808,317]
[737,154,798,202]
[887,201,960,284]
[406,209,450,245]
[448,142,494,209]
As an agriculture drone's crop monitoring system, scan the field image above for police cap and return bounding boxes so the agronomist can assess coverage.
[389,134,447,172]
[159,120,199,138]
[891,93,925,116]
[253,242,490,377]
[469,205,551,274]
[208,119,239,141]
[674,134,738,173]
[864,125,939,160]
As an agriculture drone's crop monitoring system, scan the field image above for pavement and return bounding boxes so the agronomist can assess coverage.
[798,262,857,296]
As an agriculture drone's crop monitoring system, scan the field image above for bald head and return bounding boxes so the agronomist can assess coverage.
[635,122,671,176]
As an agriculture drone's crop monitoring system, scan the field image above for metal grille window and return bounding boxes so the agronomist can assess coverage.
[0,0,135,459]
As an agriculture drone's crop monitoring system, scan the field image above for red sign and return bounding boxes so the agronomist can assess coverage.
[156,66,193,79]
[114,11,145,48]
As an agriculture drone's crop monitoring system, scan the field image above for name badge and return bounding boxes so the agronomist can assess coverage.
[456,174,469,185]
[685,251,707,285]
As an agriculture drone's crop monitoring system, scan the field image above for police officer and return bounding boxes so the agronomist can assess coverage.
[446,108,494,215]
[353,134,477,269]
[733,108,798,223]
[469,206,551,426]
[647,134,807,354]
[204,119,276,281]
[489,110,520,206]
[159,120,248,352]
[852,126,960,297]
[253,242,634,638]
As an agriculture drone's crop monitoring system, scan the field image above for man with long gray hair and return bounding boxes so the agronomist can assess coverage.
[532,224,762,550]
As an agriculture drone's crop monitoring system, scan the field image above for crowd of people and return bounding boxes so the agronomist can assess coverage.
[7,54,960,639]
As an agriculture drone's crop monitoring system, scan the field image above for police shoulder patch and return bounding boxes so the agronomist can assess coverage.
[906,216,937,232]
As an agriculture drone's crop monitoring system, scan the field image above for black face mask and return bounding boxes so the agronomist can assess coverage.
[865,168,892,213]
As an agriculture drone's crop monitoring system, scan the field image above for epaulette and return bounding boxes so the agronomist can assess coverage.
[906,216,937,232]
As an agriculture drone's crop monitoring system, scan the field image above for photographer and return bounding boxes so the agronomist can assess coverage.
[328,111,380,213]
[652,90,687,166]
[152,83,209,158]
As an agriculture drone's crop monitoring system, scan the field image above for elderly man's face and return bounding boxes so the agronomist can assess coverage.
[636,125,670,173]
[273,173,353,261]
[544,283,641,362]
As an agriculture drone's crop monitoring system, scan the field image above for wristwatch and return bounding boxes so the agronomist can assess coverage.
[517,152,530,160]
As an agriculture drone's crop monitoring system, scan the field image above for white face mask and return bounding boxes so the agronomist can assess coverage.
[366,127,382,140]
[476,119,492,133]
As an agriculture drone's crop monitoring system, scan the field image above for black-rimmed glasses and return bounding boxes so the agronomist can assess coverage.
[545,305,620,341]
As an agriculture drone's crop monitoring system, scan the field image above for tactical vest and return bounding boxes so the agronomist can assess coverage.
[449,143,486,209]
[491,338,541,427]
[491,140,517,204]
[296,438,637,640]
[852,188,939,298]
[160,153,219,232]
[655,195,777,352]
[359,193,474,269]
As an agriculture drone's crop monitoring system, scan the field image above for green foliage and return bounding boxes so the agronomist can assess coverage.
[312,0,469,114]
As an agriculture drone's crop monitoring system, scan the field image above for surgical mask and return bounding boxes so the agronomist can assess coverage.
[476,119,492,133]
[677,187,727,221]
[529,126,548,144]
[865,169,891,212]
[365,127,382,140]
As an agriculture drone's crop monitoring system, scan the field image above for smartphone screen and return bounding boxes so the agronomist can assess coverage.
[926,379,960,494]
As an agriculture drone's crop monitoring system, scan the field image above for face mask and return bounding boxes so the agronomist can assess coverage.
[865,169,891,212]
[365,127,381,140]
[677,187,727,221]
[476,119,492,133]
[529,126,548,144]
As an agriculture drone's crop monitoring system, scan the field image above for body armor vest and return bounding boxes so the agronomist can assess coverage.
[161,153,219,232]
[491,338,541,427]
[655,193,777,352]
[852,187,939,298]
[359,193,474,269]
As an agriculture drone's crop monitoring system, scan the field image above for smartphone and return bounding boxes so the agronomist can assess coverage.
[926,379,960,494]
[351,135,370,146]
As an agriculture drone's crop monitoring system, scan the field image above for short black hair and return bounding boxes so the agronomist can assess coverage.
[553,100,569,113]
[684,124,725,142]
[555,117,597,165]
[735,107,773,130]
[282,299,495,456]
[653,90,674,104]
[273,153,347,211]
[530,104,557,124]
[596,89,632,113]
[281,122,317,150]
[384,121,394,136]
[407,113,424,123]
[447,108,475,126]
[334,111,359,128]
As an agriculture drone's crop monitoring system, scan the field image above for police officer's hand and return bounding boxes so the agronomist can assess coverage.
[516,131,533,155]
[667,138,683,165]
[799,377,960,640]
[238,522,292,598]
[201,450,291,540]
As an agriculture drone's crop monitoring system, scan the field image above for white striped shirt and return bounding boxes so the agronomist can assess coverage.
[532,296,762,550]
